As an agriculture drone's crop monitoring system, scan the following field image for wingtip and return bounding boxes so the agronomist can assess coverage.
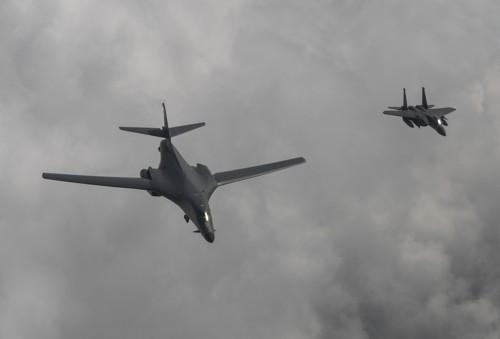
[42,172,53,179]
[291,157,306,165]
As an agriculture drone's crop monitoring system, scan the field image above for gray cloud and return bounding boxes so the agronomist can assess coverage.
[1,0,500,338]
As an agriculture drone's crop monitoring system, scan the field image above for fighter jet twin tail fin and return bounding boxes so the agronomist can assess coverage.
[387,88,435,111]
[387,88,408,111]
[119,103,205,140]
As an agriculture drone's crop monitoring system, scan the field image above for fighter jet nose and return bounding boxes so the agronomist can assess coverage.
[203,231,215,243]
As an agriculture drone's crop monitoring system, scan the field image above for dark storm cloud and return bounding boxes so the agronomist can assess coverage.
[1,0,500,338]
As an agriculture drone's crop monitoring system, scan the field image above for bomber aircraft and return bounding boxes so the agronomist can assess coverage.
[43,104,305,243]
[383,87,456,136]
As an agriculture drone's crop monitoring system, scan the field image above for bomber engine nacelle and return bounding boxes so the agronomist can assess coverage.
[402,117,414,128]
[140,168,151,180]
[140,168,161,196]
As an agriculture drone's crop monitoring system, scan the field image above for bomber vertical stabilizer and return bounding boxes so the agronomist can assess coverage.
[162,103,171,140]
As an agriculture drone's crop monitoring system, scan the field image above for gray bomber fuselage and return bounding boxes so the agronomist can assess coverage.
[148,139,217,242]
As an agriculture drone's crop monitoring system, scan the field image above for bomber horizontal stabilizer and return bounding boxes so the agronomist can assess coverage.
[42,173,153,190]
[214,157,306,187]
[120,122,206,138]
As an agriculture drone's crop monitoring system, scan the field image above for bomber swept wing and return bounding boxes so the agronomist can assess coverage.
[43,158,306,191]
[42,173,153,190]
[214,157,306,186]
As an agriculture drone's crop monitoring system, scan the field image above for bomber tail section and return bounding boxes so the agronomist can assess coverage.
[162,103,171,140]
[119,103,205,139]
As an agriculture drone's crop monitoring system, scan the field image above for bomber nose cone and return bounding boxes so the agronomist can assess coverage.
[203,231,215,243]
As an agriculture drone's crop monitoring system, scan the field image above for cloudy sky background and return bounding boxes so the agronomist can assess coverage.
[1,0,500,338]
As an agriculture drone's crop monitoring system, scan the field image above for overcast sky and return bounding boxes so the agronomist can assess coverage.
[1,0,500,338]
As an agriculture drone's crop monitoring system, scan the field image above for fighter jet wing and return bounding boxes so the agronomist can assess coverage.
[426,108,454,117]
[214,157,305,187]
[42,173,152,190]
[383,110,417,118]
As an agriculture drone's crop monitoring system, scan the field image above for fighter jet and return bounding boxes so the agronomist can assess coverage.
[43,104,305,243]
[383,87,456,136]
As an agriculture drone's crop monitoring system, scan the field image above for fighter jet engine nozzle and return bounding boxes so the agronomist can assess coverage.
[402,117,414,128]
[440,117,448,126]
